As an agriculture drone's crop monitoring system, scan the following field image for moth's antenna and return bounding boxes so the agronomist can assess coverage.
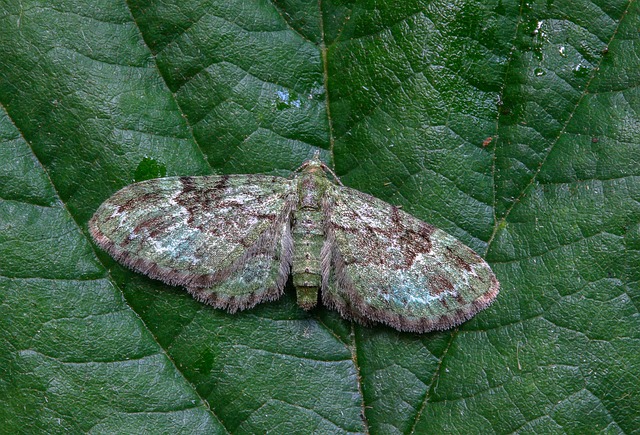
[320,162,344,186]
[292,161,310,174]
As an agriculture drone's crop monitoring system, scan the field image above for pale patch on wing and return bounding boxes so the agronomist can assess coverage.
[322,185,499,333]
[89,175,297,311]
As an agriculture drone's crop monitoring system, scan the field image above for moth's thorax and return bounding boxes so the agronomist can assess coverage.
[296,171,326,211]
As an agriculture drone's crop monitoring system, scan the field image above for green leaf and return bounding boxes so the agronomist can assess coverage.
[1,0,638,433]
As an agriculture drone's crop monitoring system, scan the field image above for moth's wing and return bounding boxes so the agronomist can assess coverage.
[322,186,499,333]
[89,175,297,312]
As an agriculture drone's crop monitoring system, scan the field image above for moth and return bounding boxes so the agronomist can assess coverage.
[89,153,499,332]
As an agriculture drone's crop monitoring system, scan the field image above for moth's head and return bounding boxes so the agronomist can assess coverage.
[297,150,343,185]
[301,150,325,174]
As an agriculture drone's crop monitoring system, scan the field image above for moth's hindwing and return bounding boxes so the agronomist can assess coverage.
[322,185,499,333]
[89,175,297,311]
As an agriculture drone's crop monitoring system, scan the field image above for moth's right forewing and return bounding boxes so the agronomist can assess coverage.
[322,185,499,333]
[89,175,297,293]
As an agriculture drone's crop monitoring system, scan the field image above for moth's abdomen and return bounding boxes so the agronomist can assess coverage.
[292,209,324,309]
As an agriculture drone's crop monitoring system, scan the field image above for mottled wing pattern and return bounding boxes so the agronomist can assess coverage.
[322,185,499,333]
[89,175,297,311]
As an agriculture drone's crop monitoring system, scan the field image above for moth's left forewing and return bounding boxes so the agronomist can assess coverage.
[322,185,499,333]
[89,174,298,312]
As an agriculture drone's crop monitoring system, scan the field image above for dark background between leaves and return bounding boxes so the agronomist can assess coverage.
[1,0,639,433]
